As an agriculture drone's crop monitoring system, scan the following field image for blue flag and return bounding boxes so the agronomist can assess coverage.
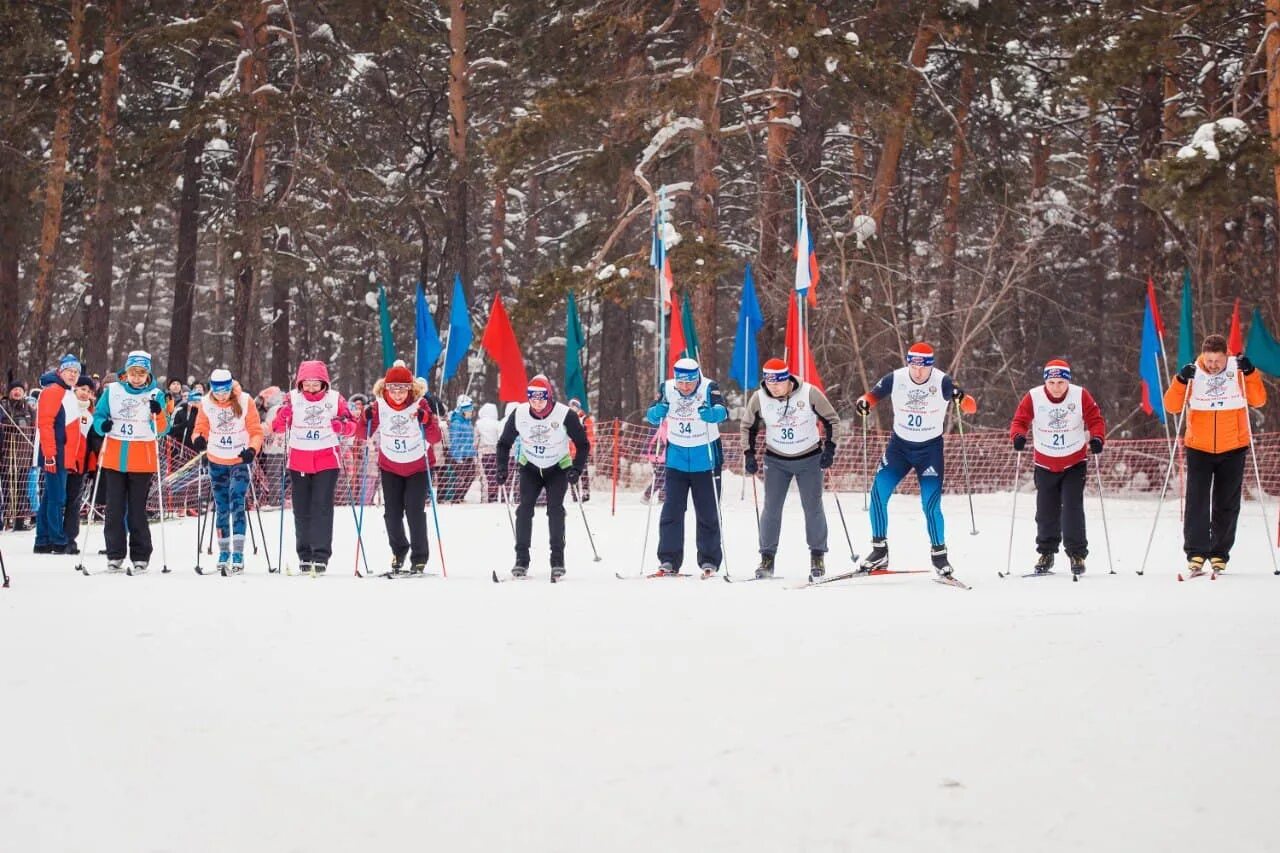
[729,264,764,391]
[415,282,442,379]
[443,274,473,381]
[1139,291,1166,425]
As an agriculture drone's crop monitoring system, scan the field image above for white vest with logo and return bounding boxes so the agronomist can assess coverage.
[1028,384,1087,457]
[288,389,340,451]
[756,383,821,454]
[1188,358,1247,412]
[200,393,251,456]
[663,378,721,448]
[376,398,426,464]
[889,367,947,442]
[513,402,571,469]
[107,386,156,442]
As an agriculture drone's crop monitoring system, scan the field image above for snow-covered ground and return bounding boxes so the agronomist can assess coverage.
[2,484,1278,852]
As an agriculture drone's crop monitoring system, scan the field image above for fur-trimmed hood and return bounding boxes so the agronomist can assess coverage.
[371,375,429,406]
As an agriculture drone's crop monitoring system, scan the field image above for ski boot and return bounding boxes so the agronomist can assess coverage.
[859,539,888,573]
[1033,553,1054,576]
[228,553,244,575]
[390,554,406,572]
[699,563,718,580]
[929,546,952,578]
[128,561,149,576]
[311,562,326,575]
[410,561,427,575]
[656,561,680,577]
[106,558,126,574]
[550,565,566,582]
[1209,556,1227,575]
[511,562,529,579]
[755,553,775,580]
[809,551,825,580]
[1068,555,1086,578]
[216,551,231,574]
[1185,555,1206,578]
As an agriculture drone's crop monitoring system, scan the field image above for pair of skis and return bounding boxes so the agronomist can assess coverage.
[794,567,967,589]
[492,570,566,583]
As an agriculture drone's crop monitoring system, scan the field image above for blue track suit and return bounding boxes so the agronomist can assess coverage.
[866,369,957,548]
[210,463,250,554]
[645,380,727,571]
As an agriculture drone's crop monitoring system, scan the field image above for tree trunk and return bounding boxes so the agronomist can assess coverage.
[1266,0,1280,301]
[445,0,469,285]
[1087,98,1107,385]
[867,7,937,231]
[165,44,210,384]
[1133,65,1163,281]
[27,0,85,376]
[231,0,270,381]
[271,229,293,387]
[491,182,506,291]
[757,55,796,330]
[938,55,974,353]
[690,0,721,375]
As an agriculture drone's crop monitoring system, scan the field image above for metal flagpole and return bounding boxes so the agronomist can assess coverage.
[795,181,806,384]
[656,186,667,388]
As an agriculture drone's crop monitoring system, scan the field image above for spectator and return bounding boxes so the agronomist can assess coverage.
[168,389,202,451]
[444,394,477,502]
[0,380,34,530]
[63,375,101,554]
[474,402,502,502]
[35,354,84,553]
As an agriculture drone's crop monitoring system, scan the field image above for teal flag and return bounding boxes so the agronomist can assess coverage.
[681,291,700,360]
[1245,307,1280,377]
[377,283,395,370]
[564,291,588,411]
[1177,267,1195,368]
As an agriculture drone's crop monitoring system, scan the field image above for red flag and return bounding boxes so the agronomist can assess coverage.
[1228,298,1243,354]
[480,294,529,402]
[783,291,824,391]
[668,289,687,377]
[661,256,674,313]
[1146,278,1166,339]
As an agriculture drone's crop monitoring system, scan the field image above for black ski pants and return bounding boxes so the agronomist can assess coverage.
[514,463,567,567]
[382,469,429,564]
[1034,461,1088,558]
[290,468,338,566]
[103,469,153,563]
[1183,446,1247,561]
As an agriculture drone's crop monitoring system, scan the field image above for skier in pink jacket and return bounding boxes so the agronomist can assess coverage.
[270,361,357,573]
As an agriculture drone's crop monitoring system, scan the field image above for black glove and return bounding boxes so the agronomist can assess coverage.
[192,436,207,453]
[1012,435,1027,452]
[566,466,582,485]
[1089,437,1103,455]
[819,441,835,469]
[855,398,870,417]
[240,447,257,464]
[743,451,758,475]
[497,463,509,484]
[100,418,113,434]
[950,387,966,402]
[149,398,163,414]
[1177,363,1196,383]
[1238,355,1255,375]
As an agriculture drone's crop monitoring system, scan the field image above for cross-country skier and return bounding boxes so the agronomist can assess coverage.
[1008,358,1106,577]
[740,358,840,579]
[191,369,263,574]
[645,357,728,578]
[1164,334,1267,576]
[366,361,443,574]
[270,361,357,574]
[34,354,84,554]
[854,342,966,577]
[495,375,589,580]
[92,351,170,573]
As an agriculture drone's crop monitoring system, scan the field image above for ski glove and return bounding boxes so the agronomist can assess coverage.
[743,450,758,475]
[1238,355,1255,375]
[1177,363,1197,383]
[99,418,114,434]
[1089,437,1103,455]
[192,436,208,453]
[496,463,509,484]
[645,400,670,424]
[330,417,348,435]
[240,447,257,464]
[43,458,57,474]
[566,466,582,485]
[1012,435,1027,452]
[149,398,163,415]
[698,404,727,424]
[819,441,835,470]
[950,387,966,402]
[854,398,871,417]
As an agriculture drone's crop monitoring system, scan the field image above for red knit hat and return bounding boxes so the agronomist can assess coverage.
[1043,358,1071,381]
[906,342,934,366]
[761,358,790,384]
[384,361,413,385]
[527,374,553,401]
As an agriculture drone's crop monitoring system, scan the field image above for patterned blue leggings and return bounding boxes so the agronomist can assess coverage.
[210,463,250,553]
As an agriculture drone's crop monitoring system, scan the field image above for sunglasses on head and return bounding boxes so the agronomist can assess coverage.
[906,356,933,367]
[385,382,411,393]
[527,388,549,401]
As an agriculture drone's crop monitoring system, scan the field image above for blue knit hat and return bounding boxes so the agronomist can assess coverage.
[122,350,152,374]
[209,368,233,394]
[59,353,81,373]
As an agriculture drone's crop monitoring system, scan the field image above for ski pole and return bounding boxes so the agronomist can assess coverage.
[861,414,869,511]
[0,548,7,588]
[637,466,658,577]
[704,438,730,577]
[423,422,449,578]
[500,482,515,536]
[953,399,979,535]
[76,463,104,575]
[277,431,291,575]
[194,458,206,570]
[154,431,170,574]
[1092,453,1116,575]
[248,467,274,573]
[827,471,856,563]
[196,471,213,573]
[571,480,601,562]
[750,465,761,547]
[1001,452,1023,578]
[1139,414,1183,576]
[351,423,373,578]
[1235,371,1280,576]
[243,471,258,556]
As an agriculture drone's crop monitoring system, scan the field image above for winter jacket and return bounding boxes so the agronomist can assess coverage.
[1164,357,1267,454]
[496,404,590,475]
[1009,384,1106,473]
[168,403,201,450]
[92,380,171,474]
[474,403,501,455]
[268,361,357,474]
[192,383,265,467]
[36,371,85,473]
[447,410,477,460]
[740,375,840,460]
[644,381,728,473]
[366,376,443,476]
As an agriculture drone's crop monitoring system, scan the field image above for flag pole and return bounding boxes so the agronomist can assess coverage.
[796,180,806,384]
[656,188,667,389]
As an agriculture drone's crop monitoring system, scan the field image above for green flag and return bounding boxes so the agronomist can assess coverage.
[681,291,701,361]
[1245,307,1280,377]
[564,291,588,411]
[1177,267,1195,368]
[377,282,395,370]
